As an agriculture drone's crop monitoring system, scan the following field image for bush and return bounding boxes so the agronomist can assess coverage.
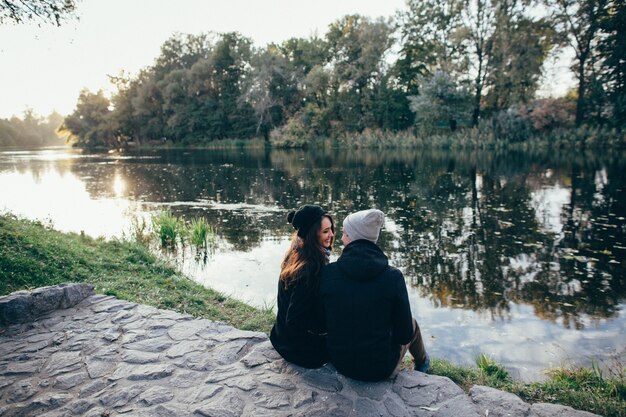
[529,98,575,131]
[491,106,533,143]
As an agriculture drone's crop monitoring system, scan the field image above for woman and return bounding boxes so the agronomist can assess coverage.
[269,204,334,368]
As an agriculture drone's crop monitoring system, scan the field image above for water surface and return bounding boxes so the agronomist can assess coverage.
[1,146,624,380]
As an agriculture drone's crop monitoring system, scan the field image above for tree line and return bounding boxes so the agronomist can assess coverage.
[60,0,625,148]
[0,110,68,147]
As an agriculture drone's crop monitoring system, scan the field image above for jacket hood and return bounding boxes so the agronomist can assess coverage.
[337,239,389,281]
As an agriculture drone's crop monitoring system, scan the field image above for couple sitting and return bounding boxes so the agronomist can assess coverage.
[270,205,430,382]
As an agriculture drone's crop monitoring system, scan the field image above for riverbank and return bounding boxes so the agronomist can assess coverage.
[0,214,624,416]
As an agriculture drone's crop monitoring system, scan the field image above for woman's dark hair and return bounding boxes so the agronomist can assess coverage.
[279,214,334,289]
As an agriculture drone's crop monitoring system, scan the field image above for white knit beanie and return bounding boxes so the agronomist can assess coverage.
[343,209,384,243]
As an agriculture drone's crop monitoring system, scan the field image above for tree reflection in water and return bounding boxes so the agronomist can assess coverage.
[2,146,624,328]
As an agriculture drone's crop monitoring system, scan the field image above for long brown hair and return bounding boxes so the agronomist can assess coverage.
[279,214,334,289]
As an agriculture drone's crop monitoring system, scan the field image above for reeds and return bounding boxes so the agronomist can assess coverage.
[151,210,215,251]
[152,210,186,247]
[189,217,215,248]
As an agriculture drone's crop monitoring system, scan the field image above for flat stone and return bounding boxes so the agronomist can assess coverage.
[124,338,173,353]
[139,386,175,406]
[393,371,464,408]
[91,299,132,313]
[101,329,122,342]
[210,339,250,365]
[293,389,318,408]
[470,385,531,417]
[252,389,291,409]
[166,340,213,359]
[167,320,210,340]
[5,379,37,403]
[241,349,271,368]
[85,356,117,379]
[348,377,392,401]
[529,402,601,417]
[175,351,216,372]
[7,392,72,416]
[122,350,160,364]
[110,363,175,381]
[17,339,50,353]
[302,367,343,392]
[54,371,86,390]
[78,379,108,398]
[168,370,206,389]
[2,359,44,375]
[383,396,410,417]
[224,376,258,391]
[99,383,146,407]
[192,384,224,402]
[110,309,136,324]
[194,390,245,417]
[354,397,385,417]
[205,366,246,383]
[62,398,97,415]
[258,374,297,390]
[151,403,191,417]
[432,394,482,417]
[42,351,82,376]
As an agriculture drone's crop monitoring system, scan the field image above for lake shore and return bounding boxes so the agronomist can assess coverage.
[1,213,623,416]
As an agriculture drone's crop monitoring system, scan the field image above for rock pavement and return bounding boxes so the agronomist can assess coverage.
[0,284,600,417]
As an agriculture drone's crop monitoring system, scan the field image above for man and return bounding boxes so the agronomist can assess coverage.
[319,209,429,382]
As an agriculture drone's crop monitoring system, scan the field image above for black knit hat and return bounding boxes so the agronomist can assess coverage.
[287,205,326,238]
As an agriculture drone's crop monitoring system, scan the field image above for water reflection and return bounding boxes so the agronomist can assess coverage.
[1,146,624,379]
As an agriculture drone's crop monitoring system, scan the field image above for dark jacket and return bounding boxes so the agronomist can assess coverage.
[270,275,329,368]
[319,239,414,381]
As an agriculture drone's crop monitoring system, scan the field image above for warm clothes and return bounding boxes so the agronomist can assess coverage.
[270,276,329,368]
[319,239,414,381]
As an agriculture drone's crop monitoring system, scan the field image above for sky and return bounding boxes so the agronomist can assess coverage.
[0,0,575,119]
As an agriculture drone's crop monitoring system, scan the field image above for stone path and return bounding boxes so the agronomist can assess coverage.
[0,284,600,417]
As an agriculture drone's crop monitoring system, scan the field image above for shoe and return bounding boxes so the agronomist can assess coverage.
[414,354,430,373]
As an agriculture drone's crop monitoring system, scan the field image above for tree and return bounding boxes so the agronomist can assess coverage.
[60,89,115,147]
[598,0,626,127]
[244,45,301,140]
[460,0,497,126]
[483,5,556,112]
[395,0,467,91]
[548,0,609,125]
[408,71,473,132]
[0,0,77,26]
[325,15,395,132]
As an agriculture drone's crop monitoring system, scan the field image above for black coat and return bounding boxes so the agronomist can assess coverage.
[319,239,414,381]
[270,275,329,368]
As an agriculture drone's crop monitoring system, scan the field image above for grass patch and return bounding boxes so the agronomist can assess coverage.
[0,213,274,332]
[418,355,625,417]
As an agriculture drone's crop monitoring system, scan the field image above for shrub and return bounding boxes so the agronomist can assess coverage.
[529,98,575,131]
[491,106,533,143]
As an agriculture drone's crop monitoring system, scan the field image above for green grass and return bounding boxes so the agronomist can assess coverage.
[407,355,625,417]
[0,213,274,332]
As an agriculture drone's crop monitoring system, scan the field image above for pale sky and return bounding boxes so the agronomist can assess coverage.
[0,0,575,119]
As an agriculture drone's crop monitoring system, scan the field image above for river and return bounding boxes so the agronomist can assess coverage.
[1,145,624,381]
